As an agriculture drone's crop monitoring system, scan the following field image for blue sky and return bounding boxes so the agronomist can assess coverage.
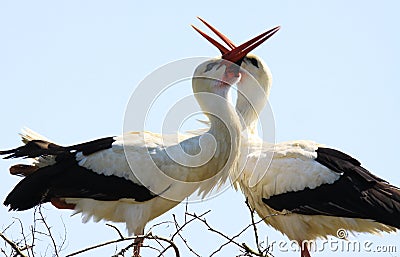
[0,1,399,256]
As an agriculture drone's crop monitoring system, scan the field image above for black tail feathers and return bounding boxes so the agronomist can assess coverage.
[0,140,63,159]
[4,165,57,211]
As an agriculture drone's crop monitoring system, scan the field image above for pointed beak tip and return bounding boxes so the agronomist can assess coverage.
[222,25,281,64]
[193,18,281,66]
[192,23,230,54]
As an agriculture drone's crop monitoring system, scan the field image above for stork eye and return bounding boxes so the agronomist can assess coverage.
[205,62,217,72]
[248,57,259,68]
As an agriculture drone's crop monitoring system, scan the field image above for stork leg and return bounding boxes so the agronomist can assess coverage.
[9,164,38,176]
[133,236,144,257]
[300,242,311,257]
[50,198,76,209]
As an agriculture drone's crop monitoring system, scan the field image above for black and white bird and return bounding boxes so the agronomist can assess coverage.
[193,18,400,257]
[1,27,281,256]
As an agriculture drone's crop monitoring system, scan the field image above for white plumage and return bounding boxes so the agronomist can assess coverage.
[191,19,400,257]
[2,25,282,256]
[234,54,399,257]
[1,57,243,254]
[238,140,396,238]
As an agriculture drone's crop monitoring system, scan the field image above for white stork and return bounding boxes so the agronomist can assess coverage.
[0,28,280,256]
[193,18,400,257]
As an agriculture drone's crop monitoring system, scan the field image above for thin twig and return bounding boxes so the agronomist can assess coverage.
[106,224,125,239]
[66,238,128,256]
[156,244,172,257]
[111,241,135,257]
[221,211,280,251]
[241,243,267,256]
[66,235,180,257]
[0,248,7,257]
[186,211,276,257]
[57,216,68,254]
[146,220,174,234]
[37,205,59,257]
[13,217,31,257]
[0,232,27,257]
[149,235,180,257]
[29,208,39,257]
[184,200,189,224]
[149,232,166,250]
[141,244,163,254]
[186,213,243,249]
[245,199,262,253]
[172,214,201,257]
[1,221,15,234]
[171,210,211,241]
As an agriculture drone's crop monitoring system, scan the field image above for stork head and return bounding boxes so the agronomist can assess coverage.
[192,24,279,116]
[240,54,272,92]
[192,18,278,128]
[192,58,239,98]
[238,54,272,117]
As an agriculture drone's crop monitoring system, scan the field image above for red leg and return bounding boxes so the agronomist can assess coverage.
[10,164,38,176]
[300,242,311,257]
[133,236,144,257]
[50,198,76,209]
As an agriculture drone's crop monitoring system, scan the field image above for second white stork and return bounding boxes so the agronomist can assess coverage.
[193,18,400,257]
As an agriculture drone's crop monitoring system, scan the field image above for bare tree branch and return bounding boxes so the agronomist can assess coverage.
[105,224,125,240]
[146,220,174,234]
[1,198,280,257]
[0,248,8,257]
[245,199,262,253]
[0,232,27,257]
[1,221,15,234]
[148,232,167,251]
[111,241,135,257]
[13,218,31,257]
[66,235,180,257]
[172,214,200,257]
[37,205,59,257]
[141,244,163,255]
[186,212,243,249]
[57,217,68,254]
[185,207,276,257]
[171,210,211,241]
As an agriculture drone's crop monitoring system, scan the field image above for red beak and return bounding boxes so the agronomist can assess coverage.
[192,18,280,64]
[222,26,280,64]
[196,16,236,51]
[191,25,230,54]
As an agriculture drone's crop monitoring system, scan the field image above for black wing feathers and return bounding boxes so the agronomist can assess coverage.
[66,137,115,156]
[4,158,156,211]
[0,140,63,159]
[263,147,400,228]
[2,136,157,211]
[0,137,115,159]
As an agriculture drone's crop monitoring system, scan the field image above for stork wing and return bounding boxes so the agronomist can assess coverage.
[2,134,158,211]
[262,147,400,229]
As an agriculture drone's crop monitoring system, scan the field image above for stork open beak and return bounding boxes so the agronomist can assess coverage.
[196,17,236,51]
[191,25,230,54]
[192,18,280,65]
[222,26,280,65]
